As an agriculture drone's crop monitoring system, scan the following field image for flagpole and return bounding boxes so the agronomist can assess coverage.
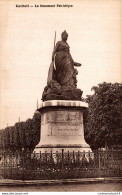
[54,31,56,51]
[37,99,39,109]
[47,31,56,84]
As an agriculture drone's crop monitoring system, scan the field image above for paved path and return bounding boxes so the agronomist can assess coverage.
[0,177,121,186]
[0,182,122,192]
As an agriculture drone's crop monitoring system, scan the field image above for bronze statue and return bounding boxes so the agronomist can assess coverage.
[43,31,83,101]
[48,31,81,88]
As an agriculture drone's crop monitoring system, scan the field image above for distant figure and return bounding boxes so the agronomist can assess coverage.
[51,30,81,88]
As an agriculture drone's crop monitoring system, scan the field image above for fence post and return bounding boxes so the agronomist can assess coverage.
[68,151,69,170]
[22,149,25,180]
[12,150,14,179]
[73,150,75,168]
[40,151,41,169]
[98,150,101,177]
[88,151,90,165]
[78,151,80,166]
[104,150,106,168]
[4,151,5,178]
[56,151,58,171]
[51,151,52,170]
[16,151,19,179]
[45,151,47,170]
[62,149,64,175]
[10,152,12,179]
[45,151,47,162]
[98,150,101,169]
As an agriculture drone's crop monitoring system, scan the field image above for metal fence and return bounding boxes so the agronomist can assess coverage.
[0,150,122,180]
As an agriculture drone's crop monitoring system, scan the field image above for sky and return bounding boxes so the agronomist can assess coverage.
[0,0,122,129]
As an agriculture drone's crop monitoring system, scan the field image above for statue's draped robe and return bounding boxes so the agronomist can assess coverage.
[45,40,82,101]
[49,41,75,87]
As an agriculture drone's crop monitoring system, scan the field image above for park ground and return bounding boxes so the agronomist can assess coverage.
[0,177,122,192]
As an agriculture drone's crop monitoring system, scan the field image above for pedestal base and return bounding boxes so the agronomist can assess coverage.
[34,100,91,153]
[34,146,91,153]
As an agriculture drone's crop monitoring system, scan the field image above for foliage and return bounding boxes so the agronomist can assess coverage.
[0,112,41,154]
[0,82,121,153]
[84,82,122,150]
[32,111,41,149]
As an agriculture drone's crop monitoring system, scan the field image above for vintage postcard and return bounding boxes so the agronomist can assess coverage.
[0,0,121,193]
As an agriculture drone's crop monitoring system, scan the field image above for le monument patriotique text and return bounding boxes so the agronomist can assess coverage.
[16,4,73,8]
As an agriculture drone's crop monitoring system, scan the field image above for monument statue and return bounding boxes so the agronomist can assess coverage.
[42,31,83,101]
[35,31,91,153]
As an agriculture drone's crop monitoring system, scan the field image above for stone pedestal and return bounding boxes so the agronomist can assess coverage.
[34,100,91,153]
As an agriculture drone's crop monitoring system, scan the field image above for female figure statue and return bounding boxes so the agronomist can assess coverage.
[43,31,82,101]
[51,31,81,88]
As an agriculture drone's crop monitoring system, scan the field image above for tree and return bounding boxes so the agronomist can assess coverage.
[84,82,122,150]
[31,111,41,150]
[18,122,26,152]
[0,130,4,154]
[0,112,41,155]
[3,127,11,151]
[14,123,21,151]
[24,118,33,152]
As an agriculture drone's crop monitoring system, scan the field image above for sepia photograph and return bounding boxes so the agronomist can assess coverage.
[0,0,122,193]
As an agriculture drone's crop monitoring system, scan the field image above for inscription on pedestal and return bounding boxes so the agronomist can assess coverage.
[52,123,82,136]
[42,110,83,125]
